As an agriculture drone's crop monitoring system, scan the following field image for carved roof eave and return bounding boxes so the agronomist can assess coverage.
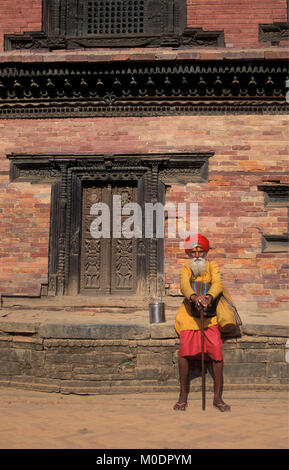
[0,59,288,118]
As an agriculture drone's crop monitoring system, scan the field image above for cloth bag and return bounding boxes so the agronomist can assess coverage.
[215,286,242,333]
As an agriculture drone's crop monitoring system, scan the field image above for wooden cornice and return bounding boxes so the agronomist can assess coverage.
[0,59,288,118]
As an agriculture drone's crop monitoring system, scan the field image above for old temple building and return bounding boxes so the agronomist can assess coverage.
[0,0,288,393]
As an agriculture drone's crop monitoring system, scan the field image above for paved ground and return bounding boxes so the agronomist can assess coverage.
[0,387,287,450]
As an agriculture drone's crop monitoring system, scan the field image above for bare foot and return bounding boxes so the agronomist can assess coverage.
[173,401,187,411]
[173,392,187,411]
[213,398,231,412]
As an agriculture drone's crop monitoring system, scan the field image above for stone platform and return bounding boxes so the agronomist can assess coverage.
[0,295,288,394]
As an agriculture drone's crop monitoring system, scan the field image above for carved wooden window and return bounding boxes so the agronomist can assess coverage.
[262,234,289,253]
[259,0,289,45]
[43,0,187,38]
[5,0,225,49]
[258,183,289,253]
[258,184,289,208]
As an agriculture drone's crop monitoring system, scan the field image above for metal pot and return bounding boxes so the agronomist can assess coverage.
[149,302,165,324]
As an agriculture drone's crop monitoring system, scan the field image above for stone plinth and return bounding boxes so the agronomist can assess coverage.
[0,307,288,394]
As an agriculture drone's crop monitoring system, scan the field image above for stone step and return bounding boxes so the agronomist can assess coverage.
[1,294,181,309]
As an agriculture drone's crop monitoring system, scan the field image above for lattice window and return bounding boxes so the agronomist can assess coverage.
[85,0,145,36]
[42,0,186,38]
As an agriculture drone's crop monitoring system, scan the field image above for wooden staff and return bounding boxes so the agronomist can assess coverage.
[200,304,206,411]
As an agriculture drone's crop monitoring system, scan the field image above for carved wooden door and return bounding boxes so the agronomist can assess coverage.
[80,181,138,295]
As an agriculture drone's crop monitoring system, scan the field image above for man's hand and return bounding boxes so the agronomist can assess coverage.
[190,294,213,310]
[201,294,213,308]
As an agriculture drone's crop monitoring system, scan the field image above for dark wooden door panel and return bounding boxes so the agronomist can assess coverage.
[111,184,138,294]
[80,184,110,293]
[80,181,138,295]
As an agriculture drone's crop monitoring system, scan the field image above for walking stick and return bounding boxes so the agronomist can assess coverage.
[200,304,206,411]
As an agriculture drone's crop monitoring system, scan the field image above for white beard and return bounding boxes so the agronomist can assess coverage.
[190,256,207,278]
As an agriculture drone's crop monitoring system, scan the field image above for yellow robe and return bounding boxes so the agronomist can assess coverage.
[174,261,223,334]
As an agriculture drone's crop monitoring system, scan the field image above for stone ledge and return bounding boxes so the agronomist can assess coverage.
[150,321,289,339]
[38,322,150,340]
[0,316,288,339]
[0,320,40,335]
[0,322,288,394]
[241,324,289,338]
[150,322,176,339]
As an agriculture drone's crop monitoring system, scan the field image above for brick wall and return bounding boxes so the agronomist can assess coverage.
[0,0,288,51]
[0,0,42,51]
[0,115,288,316]
[187,0,288,47]
[0,175,50,297]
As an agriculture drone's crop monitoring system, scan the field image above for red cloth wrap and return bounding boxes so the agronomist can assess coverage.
[179,326,223,361]
[184,234,210,256]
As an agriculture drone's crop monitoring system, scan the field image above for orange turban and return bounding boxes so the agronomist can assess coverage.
[184,234,210,256]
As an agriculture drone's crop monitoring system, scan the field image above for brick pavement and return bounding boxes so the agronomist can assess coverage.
[0,387,287,450]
